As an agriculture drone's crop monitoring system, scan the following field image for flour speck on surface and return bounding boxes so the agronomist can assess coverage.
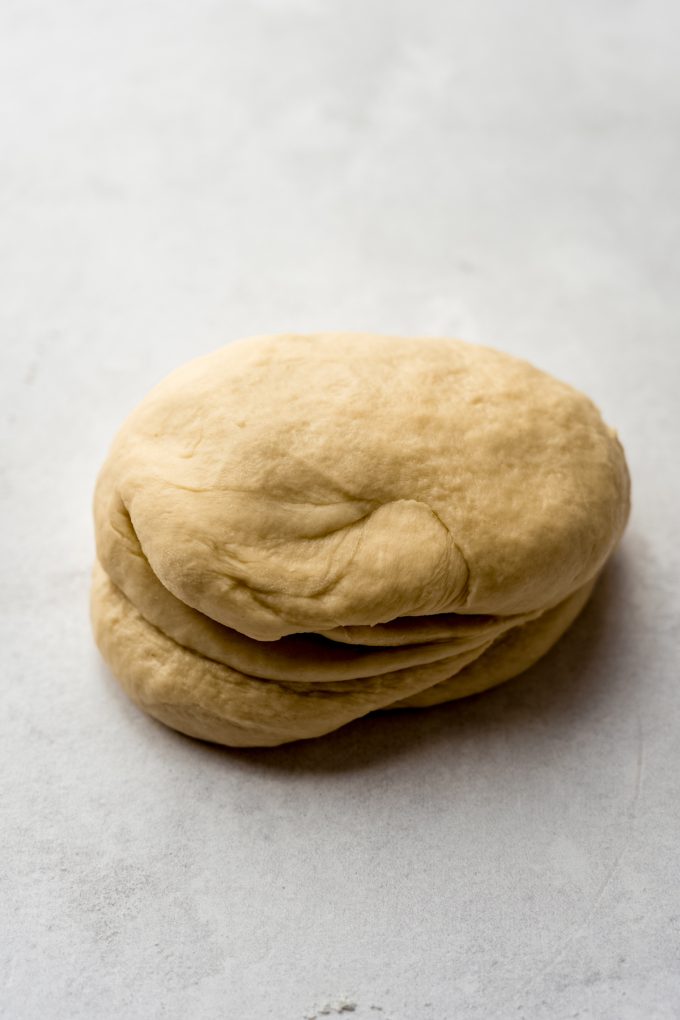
[306,999,357,1018]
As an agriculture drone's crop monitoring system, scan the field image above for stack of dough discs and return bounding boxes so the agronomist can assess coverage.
[91,334,630,747]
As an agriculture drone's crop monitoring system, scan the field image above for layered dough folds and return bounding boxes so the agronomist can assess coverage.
[91,334,630,746]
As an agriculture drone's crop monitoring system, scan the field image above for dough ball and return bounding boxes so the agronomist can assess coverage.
[91,334,630,746]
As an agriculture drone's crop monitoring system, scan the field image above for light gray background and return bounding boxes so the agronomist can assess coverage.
[2,2,679,1018]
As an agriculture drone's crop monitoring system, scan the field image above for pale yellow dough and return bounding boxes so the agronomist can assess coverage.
[91,334,630,747]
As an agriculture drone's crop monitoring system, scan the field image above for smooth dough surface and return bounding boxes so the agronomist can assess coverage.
[92,333,630,746]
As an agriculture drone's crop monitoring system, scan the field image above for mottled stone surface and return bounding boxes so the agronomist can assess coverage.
[1,2,679,1017]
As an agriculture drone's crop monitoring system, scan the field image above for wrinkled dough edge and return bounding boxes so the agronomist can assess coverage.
[122,487,473,640]
[91,562,598,747]
[392,574,596,707]
[97,496,550,680]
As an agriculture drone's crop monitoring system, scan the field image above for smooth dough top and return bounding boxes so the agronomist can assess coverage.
[94,334,630,641]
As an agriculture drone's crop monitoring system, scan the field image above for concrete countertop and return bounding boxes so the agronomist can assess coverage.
[2,2,679,1017]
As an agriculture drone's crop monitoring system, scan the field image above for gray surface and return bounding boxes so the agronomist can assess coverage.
[2,1,679,1018]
